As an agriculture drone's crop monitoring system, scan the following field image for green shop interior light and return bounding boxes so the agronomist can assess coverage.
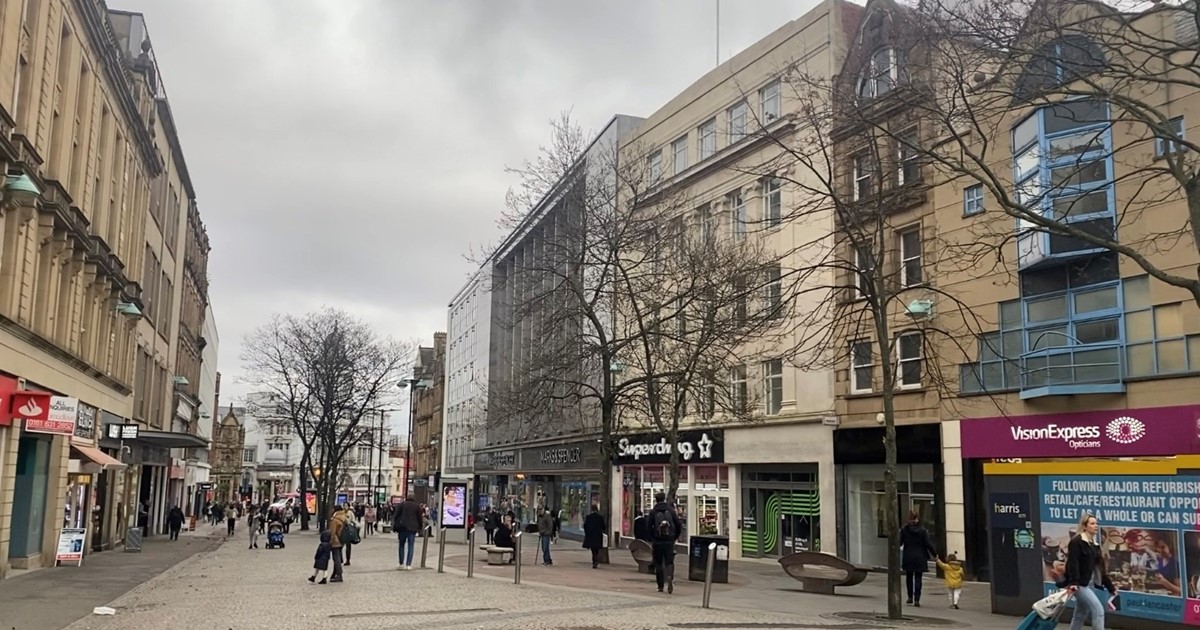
[4,173,41,204]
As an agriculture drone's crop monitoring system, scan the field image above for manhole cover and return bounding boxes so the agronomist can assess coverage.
[823,612,963,627]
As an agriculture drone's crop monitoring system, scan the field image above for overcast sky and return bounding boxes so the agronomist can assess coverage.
[121,0,823,406]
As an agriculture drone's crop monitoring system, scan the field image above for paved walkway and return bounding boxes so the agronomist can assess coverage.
[0,523,226,630]
[39,527,1031,630]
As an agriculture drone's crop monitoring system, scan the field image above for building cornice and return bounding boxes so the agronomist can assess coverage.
[73,0,161,175]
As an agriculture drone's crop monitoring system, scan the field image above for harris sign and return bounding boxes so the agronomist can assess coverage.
[960,405,1200,459]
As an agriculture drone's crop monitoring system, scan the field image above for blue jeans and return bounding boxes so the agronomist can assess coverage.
[540,534,552,564]
[1070,586,1105,630]
[397,530,416,566]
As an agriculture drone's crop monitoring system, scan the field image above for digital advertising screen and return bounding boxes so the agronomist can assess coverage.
[441,482,467,529]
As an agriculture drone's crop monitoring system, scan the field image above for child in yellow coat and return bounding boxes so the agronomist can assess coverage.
[937,553,965,609]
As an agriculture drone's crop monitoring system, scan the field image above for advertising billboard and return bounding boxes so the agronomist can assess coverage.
[441,482,467,529]
[1038,475,1199,625]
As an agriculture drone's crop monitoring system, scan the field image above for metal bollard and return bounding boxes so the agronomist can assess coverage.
[702,542,717,609]
[420,525,431,569]
[467,527,475,578]
[514,532,523,585]
[437,527,448,573]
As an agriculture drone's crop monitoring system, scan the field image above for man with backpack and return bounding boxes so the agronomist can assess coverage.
[650,492,682,594]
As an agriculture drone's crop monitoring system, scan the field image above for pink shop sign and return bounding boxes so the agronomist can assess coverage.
[959,405,1200,459]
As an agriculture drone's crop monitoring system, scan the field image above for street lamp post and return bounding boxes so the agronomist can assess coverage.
[398,378,431,499]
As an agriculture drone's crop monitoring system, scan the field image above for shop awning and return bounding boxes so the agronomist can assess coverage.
[136,429,209,449]
[70,444,127,470]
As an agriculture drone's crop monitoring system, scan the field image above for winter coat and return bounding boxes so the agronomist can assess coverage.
[393,499,422,533]
[313,531,332,571]
[484,512,497,531]
[1066,534,1116,592]
[537,512,555,536]
[633,514,652,541]
[329,511,348,549]
[936,558,964,589]
[900,523,936,573]
[582,511,605,550]
[167,507,185,528]
[493,522,514,548]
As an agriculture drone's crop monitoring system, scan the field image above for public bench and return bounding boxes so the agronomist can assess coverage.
[480,545,514,565]
[629,539,654,574]
[777,551,883,595]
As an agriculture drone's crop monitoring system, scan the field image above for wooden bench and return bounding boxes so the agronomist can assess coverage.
[778,551,882,595]
[629,539,654,574]
[480,545,514,565]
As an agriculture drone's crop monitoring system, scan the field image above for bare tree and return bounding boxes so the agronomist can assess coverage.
[717,41,1006,614]
[486,113,794,544]
[242,308,410,528]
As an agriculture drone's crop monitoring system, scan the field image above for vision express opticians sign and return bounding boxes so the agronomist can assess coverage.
[960,405,1200,459]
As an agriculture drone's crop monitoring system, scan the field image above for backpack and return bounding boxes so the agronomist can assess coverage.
[338,517,361,546]
[653,507,676,540]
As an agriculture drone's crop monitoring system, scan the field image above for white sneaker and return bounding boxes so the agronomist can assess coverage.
[404,565,412,571]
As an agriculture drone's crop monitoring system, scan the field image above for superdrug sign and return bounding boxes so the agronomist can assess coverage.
[613,429,724,465]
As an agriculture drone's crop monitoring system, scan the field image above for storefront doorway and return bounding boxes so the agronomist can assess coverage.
[740,465,821,557]
[10,434,52,562]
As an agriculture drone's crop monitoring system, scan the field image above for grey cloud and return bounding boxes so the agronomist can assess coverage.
[119,0,823,399]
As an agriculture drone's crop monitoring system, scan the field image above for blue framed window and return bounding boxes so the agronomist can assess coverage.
[963,185,984,216]
[1012,100,1116,268]
[1155,116,1186,157]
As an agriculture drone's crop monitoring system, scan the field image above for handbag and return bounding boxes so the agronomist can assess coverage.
[1032,588,1071,619]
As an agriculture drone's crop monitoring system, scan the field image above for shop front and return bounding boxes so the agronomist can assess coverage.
[962,404,1200,629]
[834,423,943,568]
[474,438,603,537]
[612,429,730,551]
[726,422,835,559]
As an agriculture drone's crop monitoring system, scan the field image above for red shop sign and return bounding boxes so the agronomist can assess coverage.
[0,375,17,426]
[11,390,52,423]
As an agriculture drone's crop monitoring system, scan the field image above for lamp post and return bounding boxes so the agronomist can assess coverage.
[398,378,431,499]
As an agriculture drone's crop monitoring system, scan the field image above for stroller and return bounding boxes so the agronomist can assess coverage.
[265,520,286,549]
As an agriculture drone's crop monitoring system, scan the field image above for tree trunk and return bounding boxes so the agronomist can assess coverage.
[598,396,614,563]
[666,420,681,504]
[882,386,903,620]
[299,451,311,531]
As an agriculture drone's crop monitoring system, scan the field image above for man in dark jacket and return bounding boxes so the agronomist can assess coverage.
[582,504,606,569]
[166,505,185,540]
[633,510,653,542]
[650,492,682,594]
[392,496,423,570]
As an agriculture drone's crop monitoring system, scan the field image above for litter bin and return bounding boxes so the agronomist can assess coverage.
[688,535,729,583]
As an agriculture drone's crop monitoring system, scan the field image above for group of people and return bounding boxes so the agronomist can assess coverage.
[308,496,430,584]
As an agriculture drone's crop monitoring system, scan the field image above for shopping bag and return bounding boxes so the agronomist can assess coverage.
[1032,588,1071,620]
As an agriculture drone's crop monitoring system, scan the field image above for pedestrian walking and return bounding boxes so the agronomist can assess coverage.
[247,507,261,549]
[1065,512,1116,630]
[582,504,605,569]
[650,492,681,594]
[392,495,422,570]
[328,505,350,583]
[483,508,496,545]
[936,554,965,609]
[226,503,237,537]
[342,507,357,566]
[167,505,185,541]
[308,530,332,584]
[365,505,377,536]
[212,503,224,528]
[537,507,555,566]
[900,510,937,607]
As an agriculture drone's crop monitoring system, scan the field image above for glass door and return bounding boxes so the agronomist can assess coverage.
[741,488,763,557]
